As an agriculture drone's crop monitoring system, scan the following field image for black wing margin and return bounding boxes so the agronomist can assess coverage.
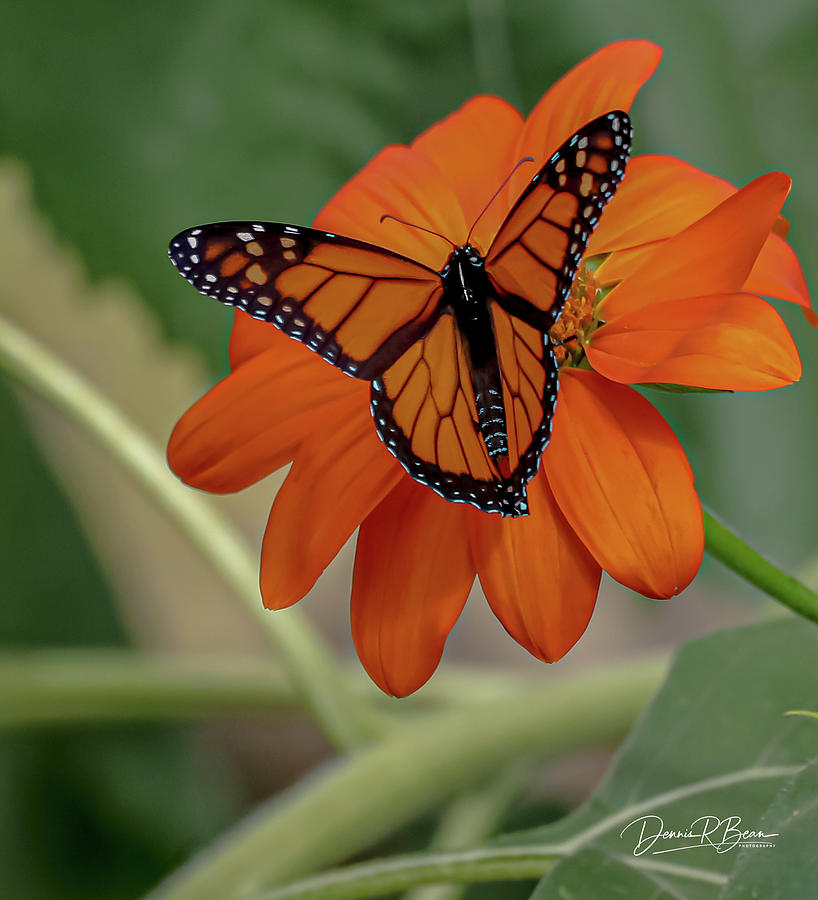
[169,222,443,379]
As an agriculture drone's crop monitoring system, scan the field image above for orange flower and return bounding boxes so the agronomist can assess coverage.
[168,41,809,696]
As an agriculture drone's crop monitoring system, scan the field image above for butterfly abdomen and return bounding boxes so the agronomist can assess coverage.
[443,247,510,460]
[472,374,508,458]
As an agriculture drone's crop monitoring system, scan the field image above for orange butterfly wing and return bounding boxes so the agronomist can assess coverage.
[169,223,442,379]
[486,112,632,329]
[168,112,632,516]
[491,305,559,488]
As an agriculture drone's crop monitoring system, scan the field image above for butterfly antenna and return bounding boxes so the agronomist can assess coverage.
[379,214,456,250]
[466,157,536,245]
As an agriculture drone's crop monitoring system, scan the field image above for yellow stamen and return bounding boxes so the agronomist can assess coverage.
[549,261,603,367]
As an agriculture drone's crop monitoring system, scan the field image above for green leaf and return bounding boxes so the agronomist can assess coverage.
[210,622,818,900]
[512,619,818,899]
[530,847,703,899]
[722,757,818,899]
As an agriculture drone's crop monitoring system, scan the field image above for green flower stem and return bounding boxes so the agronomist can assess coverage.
[704,511,818,623]
[402,764,532,900]
[145,655,667,900]
[784,710,818,720]
[0,650,552,728]
[0,651,300,727]
[254,849,556,900]
[0,314,371,749]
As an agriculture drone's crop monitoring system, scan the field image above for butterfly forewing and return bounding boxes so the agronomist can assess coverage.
[168,223,442,379]
[486,111,632,330]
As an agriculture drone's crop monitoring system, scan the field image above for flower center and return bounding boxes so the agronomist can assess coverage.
[549,261,603,367]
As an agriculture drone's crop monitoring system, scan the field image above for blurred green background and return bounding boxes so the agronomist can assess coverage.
[0,1,815,897]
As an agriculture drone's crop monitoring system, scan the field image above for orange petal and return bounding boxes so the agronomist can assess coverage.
[603,172,792,319]
[470,471,600,663]
[351,478,474,697]
[594,239,660,286]
[313,145,467,270]
[168,347,360,493]
[597,230,813,321]
[590,157,813,322]
[587,293,801,390]
[261,398,403,610]
[544,369,703,598]
[412,94,523,252]
[588,154,735,254]
[745,233,815,326]
[228,309,304,370]
[507,41,662,203]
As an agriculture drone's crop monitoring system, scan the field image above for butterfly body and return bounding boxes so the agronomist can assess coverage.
[439,244,510,460]
[169,111,633,517]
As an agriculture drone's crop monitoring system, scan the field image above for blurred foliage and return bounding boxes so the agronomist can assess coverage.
[0,348,240,898]
[0,1,815,897]
[0,379,119,648]
[0,161,276,659]
[0,185,244,896]
[0,728,239,900]
[523,619,818,897]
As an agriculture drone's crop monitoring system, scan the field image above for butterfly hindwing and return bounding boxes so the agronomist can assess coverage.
[369,307,559,516]
[169,222,442,379]
[491,304,559,491]
[370,312,514,513]
[486,111,632,330]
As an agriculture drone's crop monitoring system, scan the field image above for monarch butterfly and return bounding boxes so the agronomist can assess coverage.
[169,111,632,516]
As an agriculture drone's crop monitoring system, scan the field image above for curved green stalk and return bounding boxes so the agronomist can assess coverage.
[704,511,818,623]
[0,651,300,727]
[250,841,729,900]
[0,314,372,749]
[402,764,531,900]
[0,650,548,729]
[145,656,667,900]
[784,710,818,721]
[252,764,795,899]
[255,848,554,900]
